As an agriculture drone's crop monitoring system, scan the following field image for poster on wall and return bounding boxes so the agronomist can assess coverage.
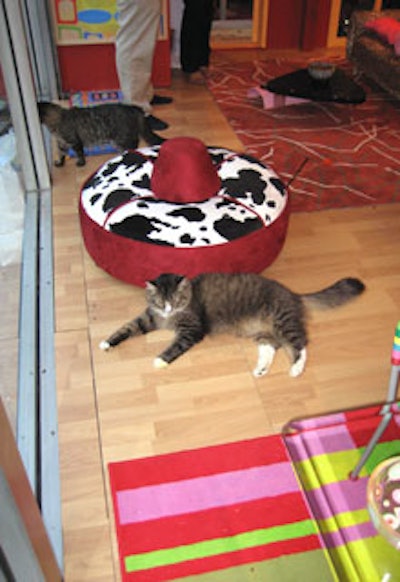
[53,0,168,45]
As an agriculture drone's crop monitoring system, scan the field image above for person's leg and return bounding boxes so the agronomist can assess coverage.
[116,0,161,113]
[197,0,213,70]
[180,0,213,75]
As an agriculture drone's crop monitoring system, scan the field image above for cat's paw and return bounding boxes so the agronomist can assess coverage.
[153,357,169,369]
[253,345,275,378]
[289,348,306,377]
[289,363,303,377]
[99,340,111,351]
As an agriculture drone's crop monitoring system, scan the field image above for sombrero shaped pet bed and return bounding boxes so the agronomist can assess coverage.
[79,137,290,287]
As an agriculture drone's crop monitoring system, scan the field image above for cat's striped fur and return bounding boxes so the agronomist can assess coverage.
[38,101,165,167]
[100,272,365,377]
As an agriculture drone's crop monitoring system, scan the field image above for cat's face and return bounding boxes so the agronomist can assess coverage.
[146,274,192,318]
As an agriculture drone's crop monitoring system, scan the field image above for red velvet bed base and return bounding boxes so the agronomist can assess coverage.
[79,199,290,287]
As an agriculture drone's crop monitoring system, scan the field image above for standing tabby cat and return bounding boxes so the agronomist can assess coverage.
[38,101,165,167]
[100,272,365,377]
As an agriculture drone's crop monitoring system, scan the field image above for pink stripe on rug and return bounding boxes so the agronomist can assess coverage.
[117,462,298,525]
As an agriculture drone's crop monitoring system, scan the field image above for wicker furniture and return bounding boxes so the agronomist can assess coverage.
[346,9,400,100]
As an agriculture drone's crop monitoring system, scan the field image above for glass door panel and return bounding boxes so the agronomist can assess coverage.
[0,0,63,572]
[0,62,24,434]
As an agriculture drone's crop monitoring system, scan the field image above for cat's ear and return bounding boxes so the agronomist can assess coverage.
[145,280,157,292]
[177,276,191,291]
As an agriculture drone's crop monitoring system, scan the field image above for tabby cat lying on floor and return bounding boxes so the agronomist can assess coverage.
[38,101,165,167]
[100,272,365,378]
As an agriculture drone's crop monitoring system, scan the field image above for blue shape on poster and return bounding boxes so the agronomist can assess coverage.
[78,9,112,25]
[83,31,103,40]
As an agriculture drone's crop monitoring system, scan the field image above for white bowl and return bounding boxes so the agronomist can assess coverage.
[307,61,336,81]
[367,456,400,549]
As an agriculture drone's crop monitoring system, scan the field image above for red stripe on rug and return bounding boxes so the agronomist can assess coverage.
[117,493,312,555]
[110,435,287,489]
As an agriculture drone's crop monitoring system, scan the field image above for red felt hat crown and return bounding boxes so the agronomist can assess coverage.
[151,137,221,203]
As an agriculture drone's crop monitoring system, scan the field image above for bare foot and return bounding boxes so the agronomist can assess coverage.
[184,71,206,85]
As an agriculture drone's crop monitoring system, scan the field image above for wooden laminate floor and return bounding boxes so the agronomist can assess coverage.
[53,53,400,581]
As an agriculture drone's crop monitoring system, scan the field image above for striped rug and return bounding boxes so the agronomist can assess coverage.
[109,405,400,582]
[108,435,334,582]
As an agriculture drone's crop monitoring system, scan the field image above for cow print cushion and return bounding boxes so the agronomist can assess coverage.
[79,145,290,287]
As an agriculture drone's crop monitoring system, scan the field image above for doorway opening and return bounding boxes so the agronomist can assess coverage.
[211,0,266,48]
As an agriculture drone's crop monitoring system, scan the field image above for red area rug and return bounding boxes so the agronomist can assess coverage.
[205,55,400,212]
[108,404,400,581]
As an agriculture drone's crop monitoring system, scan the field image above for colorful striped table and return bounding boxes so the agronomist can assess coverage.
[284,404,400,581]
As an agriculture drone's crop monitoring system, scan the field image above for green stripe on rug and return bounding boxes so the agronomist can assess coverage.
[124,519,317,573]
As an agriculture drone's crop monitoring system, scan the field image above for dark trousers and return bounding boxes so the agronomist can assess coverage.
[180,0,214,73]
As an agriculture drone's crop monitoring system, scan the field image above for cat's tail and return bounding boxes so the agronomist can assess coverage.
[139,114,166,146]
[301,277,365,310]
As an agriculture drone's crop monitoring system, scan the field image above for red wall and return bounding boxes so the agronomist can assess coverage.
[301,0,331,50]
[267,0,306,49]
[267,0,330,51]
[57,39,171,94]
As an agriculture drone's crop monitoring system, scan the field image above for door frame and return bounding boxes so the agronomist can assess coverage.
[211,0,269,49]
[0,399,61,580]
